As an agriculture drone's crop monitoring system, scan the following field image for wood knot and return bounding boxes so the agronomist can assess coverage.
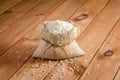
[104,50,114,57]
[74,14,88,21]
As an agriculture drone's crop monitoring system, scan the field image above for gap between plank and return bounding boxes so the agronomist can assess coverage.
[0,0,43,57]
[0,0,65,57]
[7,0,66,79]
[40,0,112,79]
[0,0,43,34]
[8,0,88,79]
[0,0,21,14]
[78,0,110,39]
[78,17,120,80]
[113,67,120,80]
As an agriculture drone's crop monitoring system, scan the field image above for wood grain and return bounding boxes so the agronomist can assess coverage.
[80,18,120,80]
[0,0,43,32]
[0,0,64,56]
[0,0,65,80]
[0,0,87,80]
[9,0,111,80]
[70,0,109,33]
[114,67,120,80]
[0,0,21,14]
[9,0,87,79]
[0,0,120,80]
[44,0,120,80]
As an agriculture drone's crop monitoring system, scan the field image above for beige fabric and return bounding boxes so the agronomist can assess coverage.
[32,20,85,60]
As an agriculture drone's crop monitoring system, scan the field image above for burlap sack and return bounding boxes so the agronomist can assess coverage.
[33,20,85,60]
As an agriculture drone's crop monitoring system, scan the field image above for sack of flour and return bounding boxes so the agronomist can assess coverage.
[33,20,85,60]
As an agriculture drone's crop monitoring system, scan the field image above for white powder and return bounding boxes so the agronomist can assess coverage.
[44,20,74,34]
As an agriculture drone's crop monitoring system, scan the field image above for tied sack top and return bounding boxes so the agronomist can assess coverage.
[39,20,79,47]
[33,20,84,60]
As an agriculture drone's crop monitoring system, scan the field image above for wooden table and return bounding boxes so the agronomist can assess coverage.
[0,0,120,80]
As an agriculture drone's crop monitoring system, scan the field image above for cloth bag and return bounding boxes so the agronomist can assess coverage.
[32,20,85,60]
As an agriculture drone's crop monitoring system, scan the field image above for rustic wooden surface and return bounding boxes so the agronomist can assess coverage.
[0,0,21,14]
[0,0,120,80]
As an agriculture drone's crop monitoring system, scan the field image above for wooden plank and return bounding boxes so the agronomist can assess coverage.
[114,67,120,80]
[0,0,65,80]
[80,19,120,80]
[0,0,43,32]
[70,0,109,33]
[43,0,120,80]
[8,0,87,79]
[0,0,21,14]
[8,0,111,80]
[0,0,87,80]
[0,0,64,56]
[38,0,86,21]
